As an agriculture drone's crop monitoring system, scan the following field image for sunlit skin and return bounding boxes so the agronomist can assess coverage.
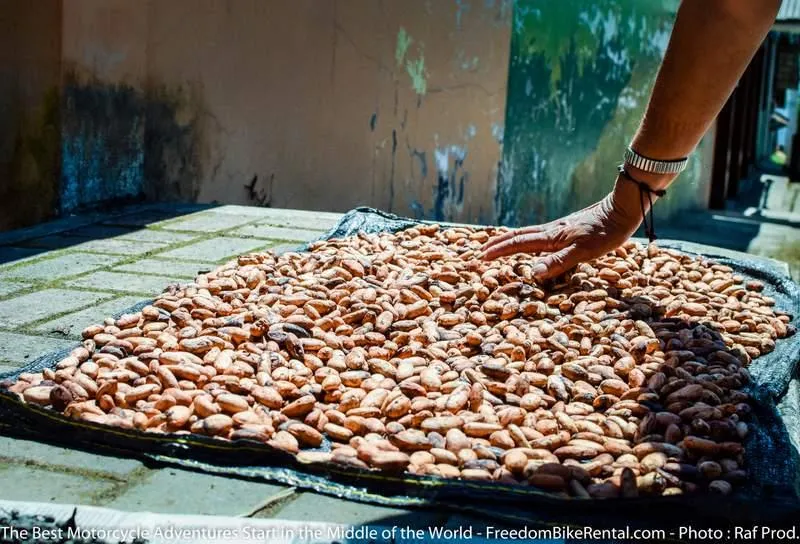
[481,0,781,280]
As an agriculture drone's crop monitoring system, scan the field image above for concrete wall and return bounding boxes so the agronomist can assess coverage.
[0,1,62,230]
[56,0,512,225]
[2,0,719,232]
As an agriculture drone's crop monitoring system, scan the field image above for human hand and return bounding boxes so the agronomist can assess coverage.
[479,176,657,281]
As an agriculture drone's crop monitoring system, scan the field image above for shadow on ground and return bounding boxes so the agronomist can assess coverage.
[0,203,220,266]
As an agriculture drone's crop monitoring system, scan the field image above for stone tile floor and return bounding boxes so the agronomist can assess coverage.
[0,203,470,529]
[0,202,796,531]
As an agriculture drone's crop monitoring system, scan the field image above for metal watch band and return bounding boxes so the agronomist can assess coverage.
[623,146,688,175]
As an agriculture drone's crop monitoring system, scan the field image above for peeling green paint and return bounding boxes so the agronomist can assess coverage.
[396,28,427,96]
[395,28,412,66]
[514,1,677,96]
[498,0,706,228]
[406,55,428,95]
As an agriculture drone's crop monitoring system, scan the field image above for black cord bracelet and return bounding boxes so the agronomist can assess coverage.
[617,164,667,243]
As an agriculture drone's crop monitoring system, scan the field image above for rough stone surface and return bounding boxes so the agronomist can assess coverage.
[0,465,117,504]
[108,469,286,516]
[234,224,325,242]
[65,271,179,296]
[0,436,143,478]
[0,331,75,366]
[157,212,258,233]
[33,296,145,338]
[156,237,270,263]
[115,259,210,279]
[0,253,120,281]
[0,280,28,297]
[0,289,110,329]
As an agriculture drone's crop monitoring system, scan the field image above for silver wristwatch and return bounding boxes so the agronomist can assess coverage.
[623,146,688,175]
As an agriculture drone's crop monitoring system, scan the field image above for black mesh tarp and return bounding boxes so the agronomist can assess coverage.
[1,207,799,539]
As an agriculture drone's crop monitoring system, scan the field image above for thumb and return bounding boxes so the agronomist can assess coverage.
[532,244,583,281]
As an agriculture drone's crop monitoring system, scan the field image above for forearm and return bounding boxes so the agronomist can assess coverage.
[628,0,780,189]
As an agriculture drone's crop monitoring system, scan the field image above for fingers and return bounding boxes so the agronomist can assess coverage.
[481,224,548,252]
[531,244,584,281]
[479,230,563,260]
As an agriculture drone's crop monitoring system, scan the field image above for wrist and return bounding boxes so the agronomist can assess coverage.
[607,175,648,226]
[622,163,677,192]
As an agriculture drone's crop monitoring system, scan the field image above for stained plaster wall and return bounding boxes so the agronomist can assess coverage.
[58,0,513,225]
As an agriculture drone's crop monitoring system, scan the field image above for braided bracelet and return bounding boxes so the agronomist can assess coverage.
[617,165,666,243]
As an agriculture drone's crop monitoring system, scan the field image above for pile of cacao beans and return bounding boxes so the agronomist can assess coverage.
[3,225,795,498]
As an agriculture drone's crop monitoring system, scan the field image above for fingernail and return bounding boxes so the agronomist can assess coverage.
[532,262,547,278]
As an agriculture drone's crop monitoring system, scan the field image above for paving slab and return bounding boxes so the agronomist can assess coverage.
[21,235,107,251]
[65,271,179,296]
[155,237,270,263]
[0,436,143,478]
[214,206,342,225]
[62,225,201,246]
[0,280,29,297]
[108,468,287,516]
[205,204,286,218]
[156,211,258,233]
[103,210,188,228]
[268,243,307,255]
[0,331,75,367]
[0,464,117,505]
[23,236,166,256]
[0,214,111,246]
[273,492,442,527]
[0,252,120,281]
[260,215,341,231]
[71,238,166,256]
[0,246,42,266]
[101,205,213,228]
[33,296,145,338]
[115,258,211,279]
[0,289,110,329]
[114,229,200,245]
[63,225,137,238]
[234,224,325,242]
